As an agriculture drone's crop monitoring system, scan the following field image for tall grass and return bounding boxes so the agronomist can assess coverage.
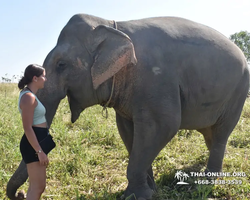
[0,83,249,199]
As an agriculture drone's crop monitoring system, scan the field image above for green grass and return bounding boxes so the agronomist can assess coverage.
[0,83,249,200]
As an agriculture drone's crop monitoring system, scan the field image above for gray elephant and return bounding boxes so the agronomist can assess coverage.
[7,14,249,200]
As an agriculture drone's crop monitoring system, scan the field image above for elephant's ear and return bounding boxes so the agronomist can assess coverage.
[89,25,137,89]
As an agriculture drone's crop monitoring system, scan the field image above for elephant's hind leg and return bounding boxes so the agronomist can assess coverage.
[198,126,228,172]
[198,108,245,173]
[200,76,248,173]
[203,121,238,173]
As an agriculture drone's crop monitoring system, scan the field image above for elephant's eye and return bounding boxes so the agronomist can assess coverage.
[56,61,67,72]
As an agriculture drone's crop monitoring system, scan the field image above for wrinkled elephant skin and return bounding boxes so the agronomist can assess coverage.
[7,14,249,200]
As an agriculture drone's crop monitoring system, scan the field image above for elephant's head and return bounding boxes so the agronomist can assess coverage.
[38,15,137,126]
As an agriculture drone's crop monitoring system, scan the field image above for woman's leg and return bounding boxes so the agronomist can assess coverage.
[26,162,46,200]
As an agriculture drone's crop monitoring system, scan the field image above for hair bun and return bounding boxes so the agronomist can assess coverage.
[18,76,28,90]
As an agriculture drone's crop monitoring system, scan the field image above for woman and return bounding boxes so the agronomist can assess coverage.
[18,64,55,200]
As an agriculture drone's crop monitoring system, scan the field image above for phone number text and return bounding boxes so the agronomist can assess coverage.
[194,179,242,185]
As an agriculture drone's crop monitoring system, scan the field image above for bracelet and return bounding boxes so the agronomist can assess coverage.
[36,149,43,154]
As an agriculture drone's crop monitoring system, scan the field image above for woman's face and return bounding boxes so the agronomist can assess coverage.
[36,70,47,89]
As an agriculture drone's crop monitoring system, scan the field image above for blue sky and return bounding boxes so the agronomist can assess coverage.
[1,0,250,81]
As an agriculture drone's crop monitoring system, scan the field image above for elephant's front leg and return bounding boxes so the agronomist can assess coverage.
[125,112,181,200]
[116,113,156,192]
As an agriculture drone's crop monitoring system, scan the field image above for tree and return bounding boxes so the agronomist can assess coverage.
[229,31,250,62]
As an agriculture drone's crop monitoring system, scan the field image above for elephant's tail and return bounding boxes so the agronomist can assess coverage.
[6,160,28,199]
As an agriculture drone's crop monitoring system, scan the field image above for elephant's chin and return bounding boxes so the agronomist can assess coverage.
[67,95,84,123]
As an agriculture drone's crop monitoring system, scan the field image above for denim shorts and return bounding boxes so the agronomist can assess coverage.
[20,127,49,164]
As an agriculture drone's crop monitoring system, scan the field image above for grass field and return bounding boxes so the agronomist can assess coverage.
[0,83,249,200]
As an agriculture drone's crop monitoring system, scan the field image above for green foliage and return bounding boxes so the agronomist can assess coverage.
[229,31,250,62]
[0,83,249,199]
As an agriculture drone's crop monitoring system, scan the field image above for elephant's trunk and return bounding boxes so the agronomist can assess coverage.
[6,160,28,199]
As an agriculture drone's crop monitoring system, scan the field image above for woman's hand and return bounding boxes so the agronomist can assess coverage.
[37,151,49,167]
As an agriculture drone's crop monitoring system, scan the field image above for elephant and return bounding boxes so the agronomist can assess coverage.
[7,14,249,200]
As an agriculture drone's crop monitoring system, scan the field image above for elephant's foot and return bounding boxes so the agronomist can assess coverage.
[124,184,153,200]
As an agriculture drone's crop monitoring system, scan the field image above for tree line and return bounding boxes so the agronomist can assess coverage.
[1,75,20,83]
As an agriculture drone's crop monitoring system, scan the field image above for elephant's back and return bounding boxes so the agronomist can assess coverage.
[118,16,247,84]
[118,16,241,56]
[119,17,249,129]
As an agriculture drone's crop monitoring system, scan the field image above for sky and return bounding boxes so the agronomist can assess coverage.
[1,0,250,82]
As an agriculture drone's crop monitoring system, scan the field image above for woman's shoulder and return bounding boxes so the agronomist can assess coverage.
[19,91,36,106]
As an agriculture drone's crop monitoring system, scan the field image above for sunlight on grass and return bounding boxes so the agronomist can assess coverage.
[0,83,249,199]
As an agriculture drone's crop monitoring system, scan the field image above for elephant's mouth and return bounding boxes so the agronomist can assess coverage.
[67,93,84,123]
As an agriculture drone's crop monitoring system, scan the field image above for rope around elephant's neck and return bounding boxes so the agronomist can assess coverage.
[101,20,117,119]
[102,75,116,118]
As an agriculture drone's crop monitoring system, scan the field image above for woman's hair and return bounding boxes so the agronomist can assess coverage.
[18,64,44,90]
